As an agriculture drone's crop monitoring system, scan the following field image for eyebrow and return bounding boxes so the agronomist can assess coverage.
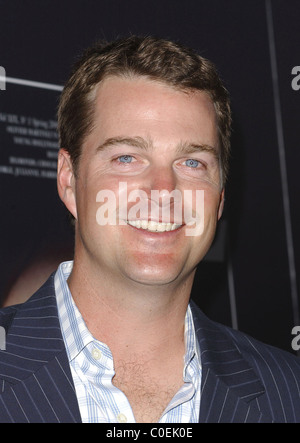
[96,136,219,159]
[176,141,219,160]
[96,136,150,152]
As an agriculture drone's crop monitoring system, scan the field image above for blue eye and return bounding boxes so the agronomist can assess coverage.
[118,155,133,163]
[185,159,199,168]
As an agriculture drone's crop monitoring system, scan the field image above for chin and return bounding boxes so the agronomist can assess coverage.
[118,249,204,287]
[121,261,190,287]
[128,274,180,287]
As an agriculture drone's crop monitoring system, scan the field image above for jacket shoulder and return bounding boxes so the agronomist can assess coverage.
[222,321,300,369]
[191,300,299,367]
[0,273,56,335]
[191,301,300,422]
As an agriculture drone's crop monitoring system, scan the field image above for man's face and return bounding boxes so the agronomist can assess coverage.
[62,76,224,288]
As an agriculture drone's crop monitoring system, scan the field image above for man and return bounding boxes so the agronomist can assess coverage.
[0,35,299,423]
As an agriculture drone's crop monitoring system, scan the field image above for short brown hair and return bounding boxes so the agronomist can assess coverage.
[57,35,231,184]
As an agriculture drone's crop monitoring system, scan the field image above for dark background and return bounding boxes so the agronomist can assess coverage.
[0,0,299,353]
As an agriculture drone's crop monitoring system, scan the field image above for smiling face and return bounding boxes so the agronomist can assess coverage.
[58,76,224,288]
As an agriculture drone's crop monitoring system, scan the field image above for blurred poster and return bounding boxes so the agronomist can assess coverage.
[0,81,74,306]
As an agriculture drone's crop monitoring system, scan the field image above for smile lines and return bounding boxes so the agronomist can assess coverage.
[127,220,182,232]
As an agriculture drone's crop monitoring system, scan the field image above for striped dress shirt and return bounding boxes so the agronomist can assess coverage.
[55,261,201,423]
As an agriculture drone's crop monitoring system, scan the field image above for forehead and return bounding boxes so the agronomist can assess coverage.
[88,75,219,149]
[94,75,215,114]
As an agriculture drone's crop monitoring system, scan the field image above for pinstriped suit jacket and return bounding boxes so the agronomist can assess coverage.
[0,273,300,423]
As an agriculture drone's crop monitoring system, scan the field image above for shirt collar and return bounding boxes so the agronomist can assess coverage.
[55,261,94,362]
[55,260,201,373]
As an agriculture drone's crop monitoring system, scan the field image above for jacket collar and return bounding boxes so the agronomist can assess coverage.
[190,301,268,422]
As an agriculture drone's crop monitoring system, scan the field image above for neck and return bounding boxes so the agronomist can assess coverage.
[67,254,194,361]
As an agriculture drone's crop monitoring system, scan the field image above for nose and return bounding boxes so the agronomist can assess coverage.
[139,165,182,223]
[144,164,177,196]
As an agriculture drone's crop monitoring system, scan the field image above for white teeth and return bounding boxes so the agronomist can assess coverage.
[127,220,182,232]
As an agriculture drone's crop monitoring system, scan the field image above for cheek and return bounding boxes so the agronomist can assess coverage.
[76,169,118,206]
[203,192,223,228]
[183,186,221,216]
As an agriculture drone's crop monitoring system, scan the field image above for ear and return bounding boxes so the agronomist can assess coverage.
[57,149,77,219]
[217,189,225,220]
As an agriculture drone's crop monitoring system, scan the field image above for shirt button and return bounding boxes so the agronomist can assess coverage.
[117,413,127,423]
[91,348,102,360]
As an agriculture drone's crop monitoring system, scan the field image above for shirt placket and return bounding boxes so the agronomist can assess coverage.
[83,342,136,423]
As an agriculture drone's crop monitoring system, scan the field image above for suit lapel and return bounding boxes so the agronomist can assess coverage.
[190,302,271,423]
[0,275,81,423]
